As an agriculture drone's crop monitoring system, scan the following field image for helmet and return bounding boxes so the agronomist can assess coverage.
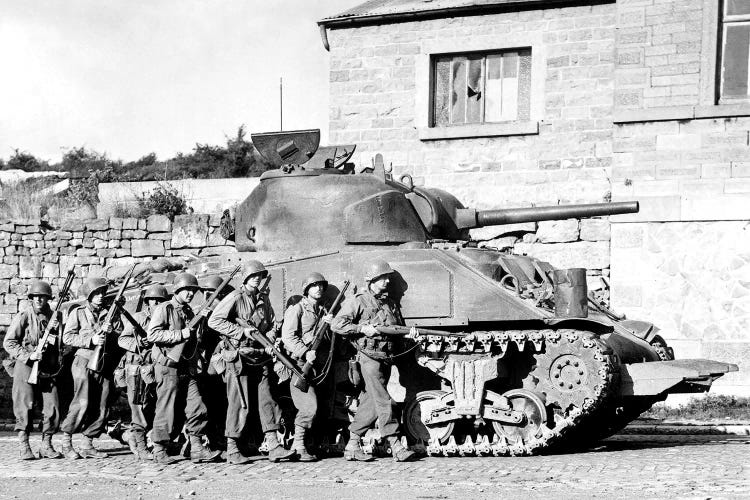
[202,275,225,292]
[302,272,328,295]
[28,280,53,298]
[144,284,169,301]
[173,273,200,293]
[80,277,109,300]
[364,259,394,283]
[243,260,268,283]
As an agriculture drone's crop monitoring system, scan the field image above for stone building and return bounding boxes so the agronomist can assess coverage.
[319,0,750,395]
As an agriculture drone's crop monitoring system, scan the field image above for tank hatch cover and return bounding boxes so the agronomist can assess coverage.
[251,129,320,167]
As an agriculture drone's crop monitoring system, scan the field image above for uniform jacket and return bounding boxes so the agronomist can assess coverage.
[147,296,195,366]
[118,309,153,365]
[63,303,122,362]
[207,288,277,360]
[331,290,404,359]
[281,296,324,360]
[3,305,61,364]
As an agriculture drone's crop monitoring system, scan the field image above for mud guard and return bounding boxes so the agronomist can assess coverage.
[620,359,738,396]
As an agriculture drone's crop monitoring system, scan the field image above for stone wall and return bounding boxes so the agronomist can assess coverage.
[0,214,235,414]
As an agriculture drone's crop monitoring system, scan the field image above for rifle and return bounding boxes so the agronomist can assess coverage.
[116,303,148,356]
[238,275,311,392]
[87,266,135,372]
[293,280,350,389]
[376,325,462,337]
[165,264,242,363]
[28,268,76,385]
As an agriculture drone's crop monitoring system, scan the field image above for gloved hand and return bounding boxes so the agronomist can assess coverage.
[305,350,317,363]
[92,332,106,346]
[48,318,59,331]
[29,350,41,361]
[405,326,421,340]
[322,314,333,324]
[181,328,192,340]
[244,326,259,339]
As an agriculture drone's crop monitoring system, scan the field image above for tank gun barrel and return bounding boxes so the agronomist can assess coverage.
[456,201,639,229]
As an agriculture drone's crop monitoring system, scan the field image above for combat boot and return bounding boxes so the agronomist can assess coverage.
[152,442,178,464]
[389,437,417,462]
[343,434,373,462]
[78,435,108,459]
[226,437,252,465]
[124,429,138,456]
[132,430,153,461]
[189,435,221,463]
[265,431,295,463]
[39,433,62,459]
[60,432,80,460]
[18,431,35,460]
[292,426,317,462]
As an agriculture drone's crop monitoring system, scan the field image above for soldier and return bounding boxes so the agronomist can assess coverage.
[3,280,63,460]
[60,277,123,459]
[146,272,221,464]
[117,283,169,460]
[331,259,417,462]
[281,272,331,462]
[208,260,295,464]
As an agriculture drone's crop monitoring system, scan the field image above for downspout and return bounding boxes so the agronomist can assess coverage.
[318,24,330,51]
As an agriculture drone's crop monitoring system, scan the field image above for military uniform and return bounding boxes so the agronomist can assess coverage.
[3,283,63,459]
[60,297,123,458]
[207,259,294,464]
[118,308,156,459]
[146,289,218,463]
[331,259,417,462]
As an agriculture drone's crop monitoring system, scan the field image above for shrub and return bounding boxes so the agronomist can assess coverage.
[5,149,49,172]
[139,183,191,220]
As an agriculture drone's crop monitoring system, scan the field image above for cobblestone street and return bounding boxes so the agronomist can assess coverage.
[0,433,746,499]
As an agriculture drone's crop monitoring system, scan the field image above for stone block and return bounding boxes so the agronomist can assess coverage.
[82,238,95,248]
[42,263,59,279]
[19,256,42,278]
[207,228,228,246]
[4,294,17,305]
[138,219,147,230]
[85,219,109,231]
[122,218,138,230]
[55,231,73,240]
[580,219,611,241]
[4,256,18,265]
[512,241,610,269]
[149,232,172,240]
[94,239,108,249]
[171,215,209,249]
[0,314,12,326]
[147,215,171,233]
[209,214,223,227]
[122,230,147,239]
[29,248,46,256]
[115,249,131,258]
[109,217,124,230]
[0,222,14,231]
[131,239,165,257]
[535,219,579,243]
[108,240,121,249]
[72,256,100,265]
[470,223,536,241]
[198,246,237,256]
[96,249,117,258]
[76,248,97,257]
[107,229,122,240]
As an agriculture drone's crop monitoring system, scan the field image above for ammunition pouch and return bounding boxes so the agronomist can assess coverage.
[139,363,156,385]
[354,336,394,360]
[348,359,362,388]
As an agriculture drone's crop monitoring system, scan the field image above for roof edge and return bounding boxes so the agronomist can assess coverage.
[318,0,614,28]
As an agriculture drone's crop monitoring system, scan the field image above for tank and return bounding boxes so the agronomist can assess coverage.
[111,130,739,456]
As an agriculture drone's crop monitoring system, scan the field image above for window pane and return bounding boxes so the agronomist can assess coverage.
[501,52,519,121]
[451,58,467,124]
[485,54,503,122]
[517,51,532,120]
[722,24,750,98]
[727,0,750,16]
[434,57,451,126]
[466,57,484,124]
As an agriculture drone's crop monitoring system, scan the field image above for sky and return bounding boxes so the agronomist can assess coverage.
[0,0,360,163]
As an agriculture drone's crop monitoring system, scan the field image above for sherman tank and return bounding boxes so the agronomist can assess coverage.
[110,129,737,457]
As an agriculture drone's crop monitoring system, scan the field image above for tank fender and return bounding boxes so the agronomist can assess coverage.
[620,359,738,396]
[543,317,614,332]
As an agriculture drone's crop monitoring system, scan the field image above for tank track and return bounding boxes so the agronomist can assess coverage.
[409,328,618,456]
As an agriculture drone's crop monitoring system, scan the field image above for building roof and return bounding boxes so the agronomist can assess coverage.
[319,0,583,27]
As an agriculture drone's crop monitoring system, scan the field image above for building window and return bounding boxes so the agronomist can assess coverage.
[720,0,750,101]
[431,49,531,127]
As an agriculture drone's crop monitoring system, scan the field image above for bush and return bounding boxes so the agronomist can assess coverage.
[139,183,191,220]
[643,394,750,421]
[5,149,49,172]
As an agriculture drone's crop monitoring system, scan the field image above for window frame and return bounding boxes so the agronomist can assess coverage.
[429,48,532,128]
[718,1,750,103]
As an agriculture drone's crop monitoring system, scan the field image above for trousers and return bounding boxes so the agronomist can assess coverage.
[60,356,113,438]
[151,363,209,444]
[223,363,281,438]
[125,367,154,433]
[12,361,60,434]
[349,353,399,439]
[289,381,317,429]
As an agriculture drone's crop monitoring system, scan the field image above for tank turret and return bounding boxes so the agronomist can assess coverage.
[233,130,639,251]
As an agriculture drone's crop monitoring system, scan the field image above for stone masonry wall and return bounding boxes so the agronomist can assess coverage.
[327,4,617,213]
[0,214,235,414]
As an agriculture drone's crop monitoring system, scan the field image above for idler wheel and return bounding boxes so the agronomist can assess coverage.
[492,389,547,444]
[403,390,455,445]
